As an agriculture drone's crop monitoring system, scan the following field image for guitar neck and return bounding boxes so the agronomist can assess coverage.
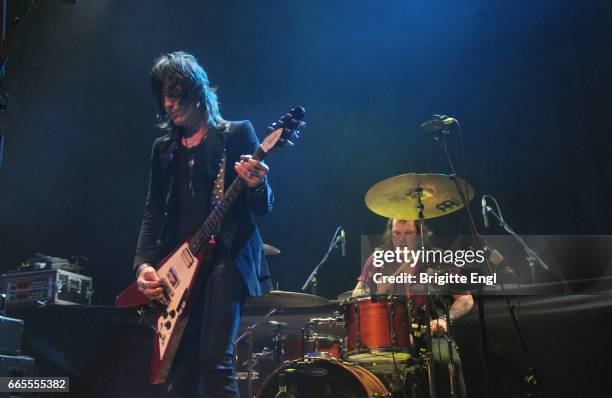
[188,146,268,255]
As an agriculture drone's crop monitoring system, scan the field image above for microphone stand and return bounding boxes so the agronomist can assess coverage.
[430,125,496,397]
[480,202,547,395]
[484,205,549,284]
[429,121,543,397]
[301,227,343,295]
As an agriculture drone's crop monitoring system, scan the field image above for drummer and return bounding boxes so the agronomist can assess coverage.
[352,218,473,397]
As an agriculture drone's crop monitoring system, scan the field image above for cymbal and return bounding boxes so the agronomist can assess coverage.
[365,173,473,220]
[245,290,329,308]
[263,243,281,256]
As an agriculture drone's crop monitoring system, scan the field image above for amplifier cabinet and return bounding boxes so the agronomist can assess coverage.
[0,269,93,307]
[0,354,37,398]
[0,316,23,355]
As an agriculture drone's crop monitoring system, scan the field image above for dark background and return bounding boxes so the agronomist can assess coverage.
[1,0,611,302]
[0,1,611,396]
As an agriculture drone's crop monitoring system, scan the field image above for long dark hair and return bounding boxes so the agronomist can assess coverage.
[150,51,226,131]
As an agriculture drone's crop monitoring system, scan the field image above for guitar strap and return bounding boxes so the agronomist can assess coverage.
[210,121,230,208]
[210,154,226,208]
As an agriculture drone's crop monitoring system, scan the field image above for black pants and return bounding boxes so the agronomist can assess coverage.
[161,257,247,398]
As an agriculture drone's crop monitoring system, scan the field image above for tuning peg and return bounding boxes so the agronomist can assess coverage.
[286,128,299,138]
[291,106,306,117]
[276,139,289,148]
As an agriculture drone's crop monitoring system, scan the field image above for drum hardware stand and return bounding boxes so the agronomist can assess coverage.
[414,188,437,398]
[386,301,409,398]
[443,290,457,397]
[301,322,313,359]
[301,226,344,295]
[269,319,290,366]
[271,333,287,366]
[404,299,416,398]
[234,307,278,398]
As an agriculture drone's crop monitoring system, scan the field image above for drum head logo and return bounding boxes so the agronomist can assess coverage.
[306,367,328,377]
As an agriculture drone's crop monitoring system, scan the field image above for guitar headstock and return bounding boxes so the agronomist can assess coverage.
[260,107,306,153]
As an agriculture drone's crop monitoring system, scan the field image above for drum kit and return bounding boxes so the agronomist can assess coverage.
[237,173,475,398]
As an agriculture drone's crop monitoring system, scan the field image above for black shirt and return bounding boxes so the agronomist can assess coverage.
[169,140,219,249]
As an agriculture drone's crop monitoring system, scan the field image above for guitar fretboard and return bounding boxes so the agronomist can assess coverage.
[188,146,267,254]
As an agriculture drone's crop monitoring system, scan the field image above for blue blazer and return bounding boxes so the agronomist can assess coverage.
[133,120,274,297]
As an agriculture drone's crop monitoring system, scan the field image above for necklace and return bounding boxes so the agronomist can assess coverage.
[181,126,209,199]
[181,126,208,149]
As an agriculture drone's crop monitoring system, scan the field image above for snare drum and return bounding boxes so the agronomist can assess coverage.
[342,295,413,363]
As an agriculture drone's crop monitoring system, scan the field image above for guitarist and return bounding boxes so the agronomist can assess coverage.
[133,51,273,397]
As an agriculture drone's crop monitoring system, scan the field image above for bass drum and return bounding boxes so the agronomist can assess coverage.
[256,357,390,398]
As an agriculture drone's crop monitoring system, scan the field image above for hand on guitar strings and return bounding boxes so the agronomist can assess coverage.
[137,265,165,301]
[235,155,269,188]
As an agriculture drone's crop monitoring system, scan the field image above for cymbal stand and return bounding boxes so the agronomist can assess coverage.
[415,185,457,396]
[443,288,457,397]
[234,307,278,398]
[415,189,437,398]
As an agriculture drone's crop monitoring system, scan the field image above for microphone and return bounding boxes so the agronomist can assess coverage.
[420,115,457,132]
[340,229,346,257]
[481,197,490,229]
[486,246,514,275]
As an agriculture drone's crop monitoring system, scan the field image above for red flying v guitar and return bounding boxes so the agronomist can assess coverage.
[115,107,306,384]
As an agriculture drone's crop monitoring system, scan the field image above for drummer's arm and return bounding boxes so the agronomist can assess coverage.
[352,281,368,297]
[430,293,473,336]
[449,293,474,321]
